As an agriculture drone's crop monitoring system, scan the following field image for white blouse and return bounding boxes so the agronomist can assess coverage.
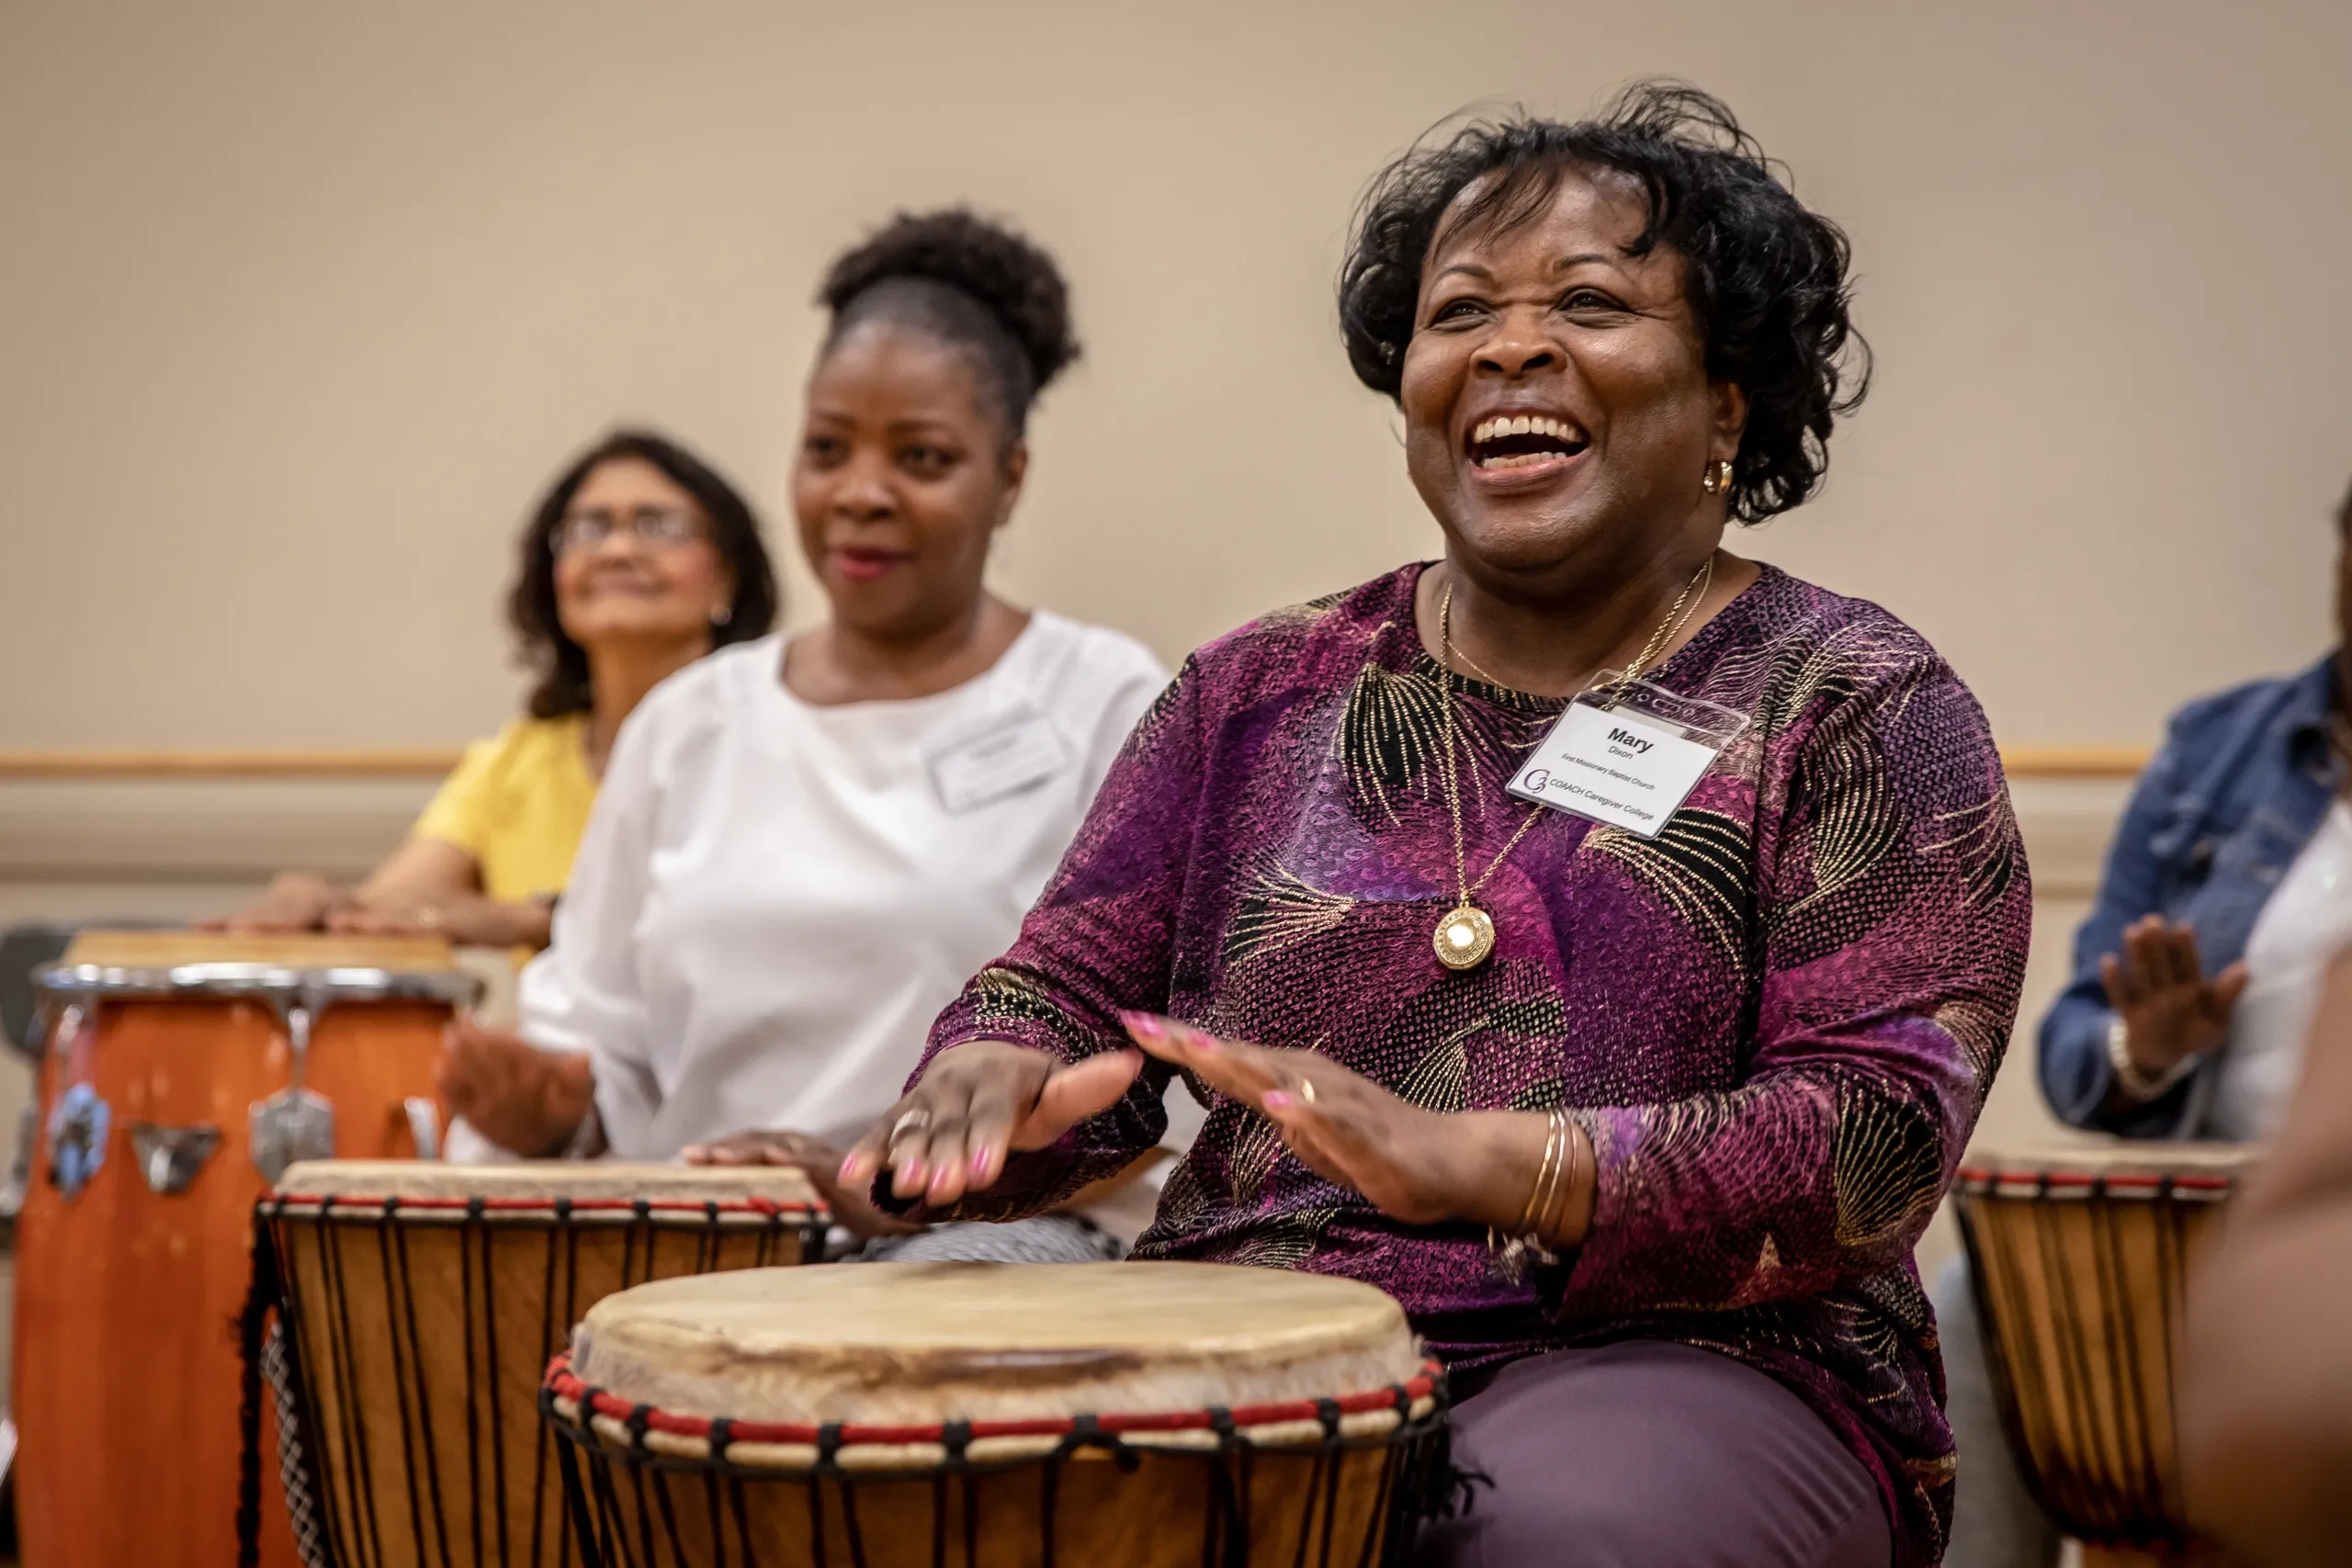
[487,613,1169,1158]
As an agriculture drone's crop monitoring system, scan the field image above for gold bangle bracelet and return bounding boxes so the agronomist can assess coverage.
[1489,1110,1574,1282]
[1512,1111,1558,1247]
[1540,1111,1569,1227]
[1515,1111,1565,1236]
[1536,1112,1580,1247]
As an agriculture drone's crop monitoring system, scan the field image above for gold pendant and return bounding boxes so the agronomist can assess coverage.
[1433,904,1496,971]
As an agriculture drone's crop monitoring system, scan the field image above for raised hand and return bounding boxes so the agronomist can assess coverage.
[2100,916,2248,1081]
[839,1039,1144,1211]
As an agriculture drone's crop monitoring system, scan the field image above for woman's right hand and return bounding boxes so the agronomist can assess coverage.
[839,1039,1143,1211]
[2100,915,2249,1079]
[209,871,348,933]
[683,1129,922,1240]
[436,1018,595,1157]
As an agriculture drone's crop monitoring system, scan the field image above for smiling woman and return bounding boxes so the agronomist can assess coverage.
[849,85,2026,1568]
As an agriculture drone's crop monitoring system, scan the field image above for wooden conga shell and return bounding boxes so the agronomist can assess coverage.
[266,1160,828,1568]
[542,1261,1448,1568]
[14,931,473,1568]
[1955,1141,2252,1564]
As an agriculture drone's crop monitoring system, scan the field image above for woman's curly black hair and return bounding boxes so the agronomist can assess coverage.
[509,428,779,719]
[1339,82,1869,523]
[819,209,1080,443]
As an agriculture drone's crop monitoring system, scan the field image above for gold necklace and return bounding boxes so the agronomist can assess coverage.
[1430,558,1715,972]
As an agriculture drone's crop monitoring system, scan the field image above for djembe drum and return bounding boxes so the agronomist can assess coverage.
[254,1160,830,1568]
[16,931,478,1568]
[540,1261,1449,1568]
[1955,1141,2253,1568]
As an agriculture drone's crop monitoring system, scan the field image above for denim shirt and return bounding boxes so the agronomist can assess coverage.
[2040,655,2342,1136]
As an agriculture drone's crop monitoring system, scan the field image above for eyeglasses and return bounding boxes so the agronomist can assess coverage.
[550,506,704,554]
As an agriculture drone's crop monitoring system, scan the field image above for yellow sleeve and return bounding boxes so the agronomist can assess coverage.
[409,728,513,856]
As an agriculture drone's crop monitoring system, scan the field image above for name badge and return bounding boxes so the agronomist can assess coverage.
[929,709,1069,814]
[1506,675,1749,839]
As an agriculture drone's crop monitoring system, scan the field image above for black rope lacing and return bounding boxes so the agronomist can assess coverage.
[539,1366,1458,1568]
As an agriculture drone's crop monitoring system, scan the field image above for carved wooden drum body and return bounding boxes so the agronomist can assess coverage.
[1955,1141,2252,1566]
[541,1260,1449,1568]
[15,931,476,1568]
[260,1159,830,1568]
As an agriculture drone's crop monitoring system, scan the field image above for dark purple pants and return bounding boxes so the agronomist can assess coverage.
[1413,1341,1893,1568]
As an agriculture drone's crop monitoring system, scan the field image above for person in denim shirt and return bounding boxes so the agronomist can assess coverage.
[2040,655,2343,1136]
[1940,474,2352,1568]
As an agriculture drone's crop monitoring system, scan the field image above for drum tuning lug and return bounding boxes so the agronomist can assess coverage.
[250,1089,334,1185]
[45,1081,110,1201]
[128,1121,220,1195]
[281,998,316,1088]
[403,1097,443,1160]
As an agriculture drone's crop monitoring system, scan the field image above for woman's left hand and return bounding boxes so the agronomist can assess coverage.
[327,894,553,949]
[1118,1011,1541,1232]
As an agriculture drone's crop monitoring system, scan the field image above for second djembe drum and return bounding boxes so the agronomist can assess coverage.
[541,1260,1449,1568]
[1955,1141,2252,1568]
[255,1160,829,1568]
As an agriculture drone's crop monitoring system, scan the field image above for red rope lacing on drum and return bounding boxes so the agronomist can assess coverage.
[1954,1167,2237,1196]
[267,1193,829,1218]
[539,1349,1442,1447]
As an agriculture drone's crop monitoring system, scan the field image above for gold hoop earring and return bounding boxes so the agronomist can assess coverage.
[1701,458,1735,495]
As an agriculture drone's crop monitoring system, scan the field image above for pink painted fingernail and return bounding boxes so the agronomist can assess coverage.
[1263,1090,1295,1111]
[972,1146,999,1183]
[1119,1010,1168,1039]
[839,1156,862,1181]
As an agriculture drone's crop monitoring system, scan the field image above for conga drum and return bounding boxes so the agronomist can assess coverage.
[540,1261,1450,1568]
[258,1160,830,1568]
[1954,1141,2253,1568]
[15,931,479,1568]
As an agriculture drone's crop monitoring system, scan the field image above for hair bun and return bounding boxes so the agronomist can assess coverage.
[819,209,1080,392]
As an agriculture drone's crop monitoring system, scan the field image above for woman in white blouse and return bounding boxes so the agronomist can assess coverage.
[439,210,1174,1250]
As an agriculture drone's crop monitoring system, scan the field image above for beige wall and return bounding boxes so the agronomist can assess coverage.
[3,0,2349,753]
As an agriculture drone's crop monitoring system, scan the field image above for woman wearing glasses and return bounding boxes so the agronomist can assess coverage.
[438,210,1176,1252]
[220,430,779,949]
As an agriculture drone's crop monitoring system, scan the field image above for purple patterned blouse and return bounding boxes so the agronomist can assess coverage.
[915,563,2030,1565]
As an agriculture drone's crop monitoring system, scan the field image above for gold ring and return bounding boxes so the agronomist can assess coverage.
[1295,1077,1317,1106]
[889,1109,933,1143]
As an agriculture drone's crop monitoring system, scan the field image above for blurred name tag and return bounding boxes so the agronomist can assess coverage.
[930,710,1069,813]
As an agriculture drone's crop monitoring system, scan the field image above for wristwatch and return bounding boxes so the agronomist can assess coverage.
[2107,1014,2195,1102]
